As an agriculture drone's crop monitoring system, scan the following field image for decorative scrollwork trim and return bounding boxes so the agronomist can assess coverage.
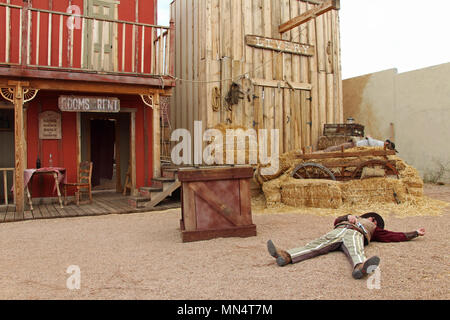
[1,87,39,103]
[140,94,154,109]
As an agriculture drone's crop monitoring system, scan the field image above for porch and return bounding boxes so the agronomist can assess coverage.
[0,190,180,224]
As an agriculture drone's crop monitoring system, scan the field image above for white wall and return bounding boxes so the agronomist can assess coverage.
[343,63,450,183]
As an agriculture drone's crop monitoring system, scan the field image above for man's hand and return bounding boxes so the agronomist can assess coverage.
[348,215,357,224]
[417,228,425,236]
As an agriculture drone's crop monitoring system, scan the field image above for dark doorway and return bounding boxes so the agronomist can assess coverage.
[90,119,116,188]
[0,108,14,204]
[81,112,130,193]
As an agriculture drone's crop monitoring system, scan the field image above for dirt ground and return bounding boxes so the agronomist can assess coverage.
[0,184,449,300]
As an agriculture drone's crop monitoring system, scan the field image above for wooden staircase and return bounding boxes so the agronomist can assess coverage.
[128,166,181,209]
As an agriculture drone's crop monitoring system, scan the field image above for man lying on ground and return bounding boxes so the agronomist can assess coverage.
[267,212,425,279]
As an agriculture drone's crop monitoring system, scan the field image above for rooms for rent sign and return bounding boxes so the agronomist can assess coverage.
[58,96,120,113]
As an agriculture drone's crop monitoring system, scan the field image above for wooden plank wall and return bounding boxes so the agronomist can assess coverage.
[170,0,343,156]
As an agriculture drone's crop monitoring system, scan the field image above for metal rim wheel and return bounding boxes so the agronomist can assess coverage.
[291,162,337,181]
[351,160,399,179]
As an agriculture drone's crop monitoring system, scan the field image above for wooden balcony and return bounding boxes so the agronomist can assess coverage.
[0,2,175,88]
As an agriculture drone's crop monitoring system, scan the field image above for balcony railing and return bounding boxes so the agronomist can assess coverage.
[0,168,14,206]
[0,2,174,79]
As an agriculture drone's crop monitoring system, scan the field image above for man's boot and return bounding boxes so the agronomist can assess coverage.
[267,240,292,267]
[352,256,380,279]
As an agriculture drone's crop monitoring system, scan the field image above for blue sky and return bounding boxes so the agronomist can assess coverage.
[157,0,450,79]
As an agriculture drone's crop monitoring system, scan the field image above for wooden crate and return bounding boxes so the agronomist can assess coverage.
[178,166,256,242]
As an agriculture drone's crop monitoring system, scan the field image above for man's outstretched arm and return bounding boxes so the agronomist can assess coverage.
[372,227,426,242]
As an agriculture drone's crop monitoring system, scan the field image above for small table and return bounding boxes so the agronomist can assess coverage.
[24,167,67,210]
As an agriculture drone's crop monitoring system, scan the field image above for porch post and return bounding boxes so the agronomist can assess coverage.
[130,111,137,196]
[169,19,175,77]
[153,93,161,178]
[9,81,28,214]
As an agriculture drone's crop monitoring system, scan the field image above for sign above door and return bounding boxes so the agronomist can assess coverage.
[58,96,120,113]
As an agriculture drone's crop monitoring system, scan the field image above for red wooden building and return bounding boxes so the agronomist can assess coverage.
[0,0,175,214]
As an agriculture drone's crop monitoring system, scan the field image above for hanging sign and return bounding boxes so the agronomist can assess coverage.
[58,96,120,113]
[39,111,62,140]
[245,35,315,56]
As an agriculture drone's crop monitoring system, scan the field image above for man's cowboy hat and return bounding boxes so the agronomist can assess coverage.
[385,140,399,153]
[361,212,385,229]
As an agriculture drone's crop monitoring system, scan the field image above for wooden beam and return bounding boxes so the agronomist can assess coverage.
[143,106,149,184]
[8,80,28,214]
[279,0,340,34]
[152,93,161,178]
[0,78,169,96]
[130,111,137,196]
[0,67,176,88]
[296,149,396,160]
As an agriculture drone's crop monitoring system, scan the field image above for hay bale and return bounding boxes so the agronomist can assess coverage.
[281,178,342,209]
[341,177,408,206]
[395,159,424,197]
[261,174,289,208]
[399,165,424,188]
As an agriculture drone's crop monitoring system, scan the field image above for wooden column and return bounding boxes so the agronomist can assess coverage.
[130,111,137,196]
[169,19,176,77]
[76,112,81,181]
[143,107,149,184]
[153,93,161,178]
[9,80,29,214]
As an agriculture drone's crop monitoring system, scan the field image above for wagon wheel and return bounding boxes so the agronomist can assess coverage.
[351,160,399,180]
[291,163,337,181]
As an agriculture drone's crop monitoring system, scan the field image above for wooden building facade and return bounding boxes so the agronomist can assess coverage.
[0,0,175,214]
[170,0,343,157]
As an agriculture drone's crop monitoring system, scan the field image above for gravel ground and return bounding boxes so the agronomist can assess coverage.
[0,184,449,300]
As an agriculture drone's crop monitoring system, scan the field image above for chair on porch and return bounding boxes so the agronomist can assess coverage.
[64,161,93,206]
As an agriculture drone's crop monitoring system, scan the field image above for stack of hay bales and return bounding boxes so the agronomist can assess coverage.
[260,146,428,211]
[278,176,409,210]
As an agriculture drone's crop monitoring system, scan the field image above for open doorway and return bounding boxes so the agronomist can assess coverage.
[90,119,116,189]
[0,108,14,204]
[81,113,130,193]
